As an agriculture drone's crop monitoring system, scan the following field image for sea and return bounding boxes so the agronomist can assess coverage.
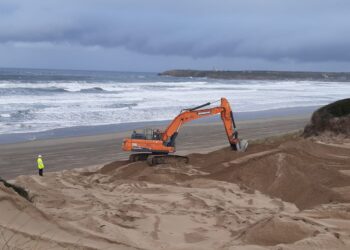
[0,68,349,138]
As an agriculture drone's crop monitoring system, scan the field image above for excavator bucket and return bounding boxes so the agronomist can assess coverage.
[236,139,249,152]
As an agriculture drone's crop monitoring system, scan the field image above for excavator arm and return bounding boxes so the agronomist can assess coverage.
[162,98,241,150]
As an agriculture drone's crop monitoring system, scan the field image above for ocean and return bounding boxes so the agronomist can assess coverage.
[0,68,349,136]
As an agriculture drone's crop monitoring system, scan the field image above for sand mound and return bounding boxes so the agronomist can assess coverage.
[303,98,350,137]
[0,183,86,249]
[241,215,321,245]
[5,135,350,249]
[0,179,139,249]
[186,138,350,210]
[13,172,300,250]
[0,177,30,201]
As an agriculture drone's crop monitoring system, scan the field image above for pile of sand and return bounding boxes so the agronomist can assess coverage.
[205,138,350,209]
[303,98,350,137]
[0,182,118,249]
[1,135,349,249]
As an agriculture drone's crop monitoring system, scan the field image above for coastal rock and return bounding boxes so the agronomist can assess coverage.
[303,98,350,137]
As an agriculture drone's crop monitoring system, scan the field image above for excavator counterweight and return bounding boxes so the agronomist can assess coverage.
[122,98,248,165]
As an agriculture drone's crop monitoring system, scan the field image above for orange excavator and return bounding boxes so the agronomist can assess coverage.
[122,97,248,165]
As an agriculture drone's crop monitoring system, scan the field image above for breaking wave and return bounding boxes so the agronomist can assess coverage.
[79,87,106,93]
[0,87,68,95]
[1,69,350,135]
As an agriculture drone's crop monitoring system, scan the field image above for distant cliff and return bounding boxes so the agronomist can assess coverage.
[159,70,350,82]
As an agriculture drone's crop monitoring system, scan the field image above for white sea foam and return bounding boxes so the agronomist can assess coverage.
[0,76,349,135]
[0,113,11,118]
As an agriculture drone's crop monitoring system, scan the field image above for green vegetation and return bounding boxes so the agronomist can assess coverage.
[303,98,350,137]
[318,98,350,117]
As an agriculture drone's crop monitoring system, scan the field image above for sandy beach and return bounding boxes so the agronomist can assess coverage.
[0,115,309,180]
[1,111,350,250]
[0,126,348,249]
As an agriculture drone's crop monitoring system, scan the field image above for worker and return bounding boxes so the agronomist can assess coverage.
[37,155,45,176]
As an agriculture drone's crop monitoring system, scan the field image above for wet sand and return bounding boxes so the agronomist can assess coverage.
[0,115,309,179]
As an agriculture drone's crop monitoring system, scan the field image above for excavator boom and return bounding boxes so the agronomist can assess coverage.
[122,97,248,165]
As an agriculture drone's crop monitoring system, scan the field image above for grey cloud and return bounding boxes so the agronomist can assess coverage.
[1,0,350,63]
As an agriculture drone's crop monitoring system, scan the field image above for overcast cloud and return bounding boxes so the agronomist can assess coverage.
[0,0,349,72]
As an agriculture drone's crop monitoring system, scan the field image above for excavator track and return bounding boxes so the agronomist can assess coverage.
[129,153,189,166]
[129,153,150,162]
[147,155,189,166]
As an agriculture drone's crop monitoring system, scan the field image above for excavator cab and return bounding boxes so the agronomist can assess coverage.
[131,129,162,140]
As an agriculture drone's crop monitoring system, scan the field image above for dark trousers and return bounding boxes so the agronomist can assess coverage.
[38,169,43,176]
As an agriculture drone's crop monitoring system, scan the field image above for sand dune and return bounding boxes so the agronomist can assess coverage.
[1,135,350,249]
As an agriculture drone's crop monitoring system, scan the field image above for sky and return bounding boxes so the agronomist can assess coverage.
[0,0,350,72]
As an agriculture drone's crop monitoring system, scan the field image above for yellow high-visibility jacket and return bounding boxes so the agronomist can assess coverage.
[37,157,45,169]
